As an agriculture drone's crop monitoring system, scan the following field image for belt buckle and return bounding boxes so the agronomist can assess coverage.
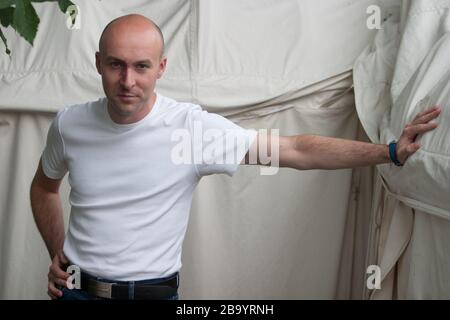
[87,279,115,299]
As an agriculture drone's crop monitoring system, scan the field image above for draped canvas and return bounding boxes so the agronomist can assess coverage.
[0,0,393,298]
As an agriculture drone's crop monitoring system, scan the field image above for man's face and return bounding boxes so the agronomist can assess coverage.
[95,26,166,122]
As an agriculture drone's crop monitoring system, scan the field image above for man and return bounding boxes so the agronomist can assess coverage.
[30,14,441,300]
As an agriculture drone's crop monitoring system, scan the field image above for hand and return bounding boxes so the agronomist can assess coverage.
[396,106,442,164]
[47,251,70,299]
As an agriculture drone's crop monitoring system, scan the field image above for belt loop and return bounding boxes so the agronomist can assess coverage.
[129,281,135,300]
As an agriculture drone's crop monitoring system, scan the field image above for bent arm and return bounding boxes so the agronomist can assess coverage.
[30,159,65,259]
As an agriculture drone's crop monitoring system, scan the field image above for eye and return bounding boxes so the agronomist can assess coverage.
[136,64,149,70]
[110,61,121,69]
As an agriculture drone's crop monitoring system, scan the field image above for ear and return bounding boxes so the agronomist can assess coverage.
[95,52,102,75]
[157,57,167,79]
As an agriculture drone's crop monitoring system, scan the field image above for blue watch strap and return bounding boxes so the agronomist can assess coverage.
[388,141,403,166]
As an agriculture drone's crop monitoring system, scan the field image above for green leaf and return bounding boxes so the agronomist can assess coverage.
[0,0,15,10]
[0,7,14,27]
[12,0,40,46]
[0,26,11,55]
[1,0,76,55]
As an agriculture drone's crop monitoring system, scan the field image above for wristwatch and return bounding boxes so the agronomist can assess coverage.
[388,141,403,166]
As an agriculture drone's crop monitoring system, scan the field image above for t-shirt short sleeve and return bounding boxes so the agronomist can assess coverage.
[41,109,68,179]
[187,107,257,177]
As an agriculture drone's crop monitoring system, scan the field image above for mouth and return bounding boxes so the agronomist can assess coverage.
[118,94,138,101]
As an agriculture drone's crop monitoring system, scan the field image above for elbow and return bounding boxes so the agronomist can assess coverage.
[279,135,315,170]
[30,175,61,197]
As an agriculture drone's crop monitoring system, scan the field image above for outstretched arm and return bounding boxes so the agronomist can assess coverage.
[242,106,441,170]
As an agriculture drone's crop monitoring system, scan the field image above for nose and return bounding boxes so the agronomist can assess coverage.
[119,67,136,89]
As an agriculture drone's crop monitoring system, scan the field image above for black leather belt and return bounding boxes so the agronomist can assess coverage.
[80,272,179,300]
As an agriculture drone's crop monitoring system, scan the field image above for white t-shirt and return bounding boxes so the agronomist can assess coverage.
[41,93,257,281]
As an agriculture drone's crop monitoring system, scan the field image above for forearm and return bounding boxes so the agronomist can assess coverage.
[30,184,65,259]
[294,135,390,170]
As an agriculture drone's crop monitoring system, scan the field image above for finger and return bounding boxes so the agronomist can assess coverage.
[50,264,70,280]
[48,281,63,299]
[48,290,58,300]
[412,108,442,125]
[55,276,70,289]
[405,122,438,138]
[413,106,441,120]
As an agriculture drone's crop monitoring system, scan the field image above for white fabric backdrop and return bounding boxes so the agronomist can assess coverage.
[0,0,379,112]
[0,0,391,299]
[354,0,450,299]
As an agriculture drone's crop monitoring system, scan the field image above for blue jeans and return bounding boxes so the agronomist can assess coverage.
[58,273,179,300]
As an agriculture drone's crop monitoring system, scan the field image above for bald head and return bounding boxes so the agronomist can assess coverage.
[99,14,165,57]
